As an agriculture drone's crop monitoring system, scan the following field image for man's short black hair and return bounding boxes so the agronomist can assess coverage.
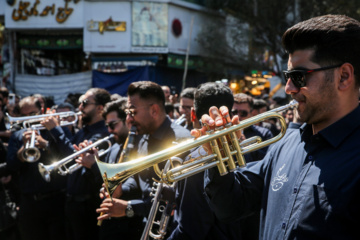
[194,82,234,120]
[102,98,127,121]
[87,88,111,106]
[127,81,165,110]
[180,87,196,100]
[282,14,360,86]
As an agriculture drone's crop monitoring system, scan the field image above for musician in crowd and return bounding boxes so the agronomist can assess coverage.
[96,81,191,239]
[252,98,280,136]
[199,14,360,239]
[168,82,247,240]
[55,102,79,136]
[6,96,72,240]
[45,88,111,240]
[232,93,273,163]
[97,99,141,240]
[178,87,196,131]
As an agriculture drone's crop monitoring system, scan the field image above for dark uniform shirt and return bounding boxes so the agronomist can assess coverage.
[7,128,72,194]
[49,120,109,196]
[168,147,244,240]
[204,106,360,239]
[122,116,191,218]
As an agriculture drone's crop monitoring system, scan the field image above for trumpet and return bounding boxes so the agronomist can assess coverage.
[174,114,187,129]
[95,100,298,196]
[6,111,81,131]
[23,130,41,162]
[7,111,81,162]
[38,134,113,182]
[141,157,182,240]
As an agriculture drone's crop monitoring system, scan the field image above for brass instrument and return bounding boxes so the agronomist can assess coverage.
[95,100,298,196]
[174,114,187,129]
[6,111,81,131]
[38,134,113,182]
[6,111,81,162]
[23,130,41,162]
[141,157,182,240]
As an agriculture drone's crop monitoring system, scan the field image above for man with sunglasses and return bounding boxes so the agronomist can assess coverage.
[96,81,191,239]
[46,88,111,240]
[6,96,72,240]
[179,87,196,131]
[232,93,273,162]
[198,15,360,239]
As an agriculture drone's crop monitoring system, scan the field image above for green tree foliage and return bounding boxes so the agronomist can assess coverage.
[201,0,360,74]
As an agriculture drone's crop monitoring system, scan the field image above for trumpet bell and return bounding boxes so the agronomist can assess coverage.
[24,147,41,162]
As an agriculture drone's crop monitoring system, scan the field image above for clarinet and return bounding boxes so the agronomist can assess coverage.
[118,126,137,163]
[97,126,137,226]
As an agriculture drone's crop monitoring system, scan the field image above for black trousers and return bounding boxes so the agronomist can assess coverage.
[19,193,67,240]
[99,216,143,240]
[65,197,99,240]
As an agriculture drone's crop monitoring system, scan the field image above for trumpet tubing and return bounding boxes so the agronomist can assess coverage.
[6,111,81,131]
[23,130,41,162]
[38,134,113,182]
[96,100,298,196]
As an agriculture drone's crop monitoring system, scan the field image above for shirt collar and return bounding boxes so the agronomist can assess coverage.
[300,105,360,148]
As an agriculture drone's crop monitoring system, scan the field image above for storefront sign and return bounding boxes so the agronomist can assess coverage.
[11,0,80,23]
[87,17,126,34]
[5,0,83,28]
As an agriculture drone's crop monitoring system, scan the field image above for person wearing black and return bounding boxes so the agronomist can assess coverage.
[46,88,111,240]
[97,99,141,240]
[96,81,191,239]
[199,15,360,239]
[232,93,273,163]
[6,96,72,240]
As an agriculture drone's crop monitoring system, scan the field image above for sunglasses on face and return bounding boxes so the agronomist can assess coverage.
[106,120,122,130]
[79,99,97,108]
[124,104,154,117]
[282,64,342,88]
[231,109,249,118]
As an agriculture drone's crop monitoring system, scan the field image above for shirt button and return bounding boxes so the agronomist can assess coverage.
[308,155,313,160]
[293,188,297,194]
[282,223,286,229]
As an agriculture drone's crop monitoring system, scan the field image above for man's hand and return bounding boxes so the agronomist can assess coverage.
[41,116,59,131]
[190,106,243,154]
[96,198,128,220]
[73,140,97,169]
[99,183,123,199]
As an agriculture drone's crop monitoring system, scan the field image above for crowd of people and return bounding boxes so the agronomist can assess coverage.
[0,14,359,240]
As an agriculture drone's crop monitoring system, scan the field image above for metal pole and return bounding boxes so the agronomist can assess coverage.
[182,17,194,91]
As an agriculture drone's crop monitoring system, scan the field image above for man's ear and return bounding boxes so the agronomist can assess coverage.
[97,104,104,114]
[150,103,159,117]
[338,63,355,91]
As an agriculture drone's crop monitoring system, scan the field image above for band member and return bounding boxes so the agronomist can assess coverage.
[178,87,196,131]
[97,99,141,240]
[6,96,72,240]
[96,81,191,240]
[45,88,111,240]
[168,82,245,239]
[199,15,360,239]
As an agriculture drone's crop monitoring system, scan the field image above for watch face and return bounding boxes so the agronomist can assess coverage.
[126,208,135,218]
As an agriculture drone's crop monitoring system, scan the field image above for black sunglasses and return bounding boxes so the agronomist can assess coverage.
[283,64,342,88]
[231,109,249,118]
[106,120,121,130]
[80,99,97,107]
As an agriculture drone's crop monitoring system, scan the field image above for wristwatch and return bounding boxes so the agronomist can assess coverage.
[125,201,135,218]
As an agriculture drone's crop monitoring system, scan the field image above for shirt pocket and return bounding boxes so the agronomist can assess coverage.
[296,185,337,236]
